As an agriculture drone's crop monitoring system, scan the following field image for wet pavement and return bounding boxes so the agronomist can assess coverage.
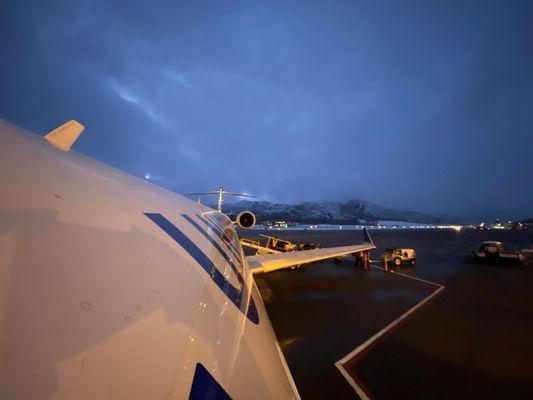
[240,229,533,399]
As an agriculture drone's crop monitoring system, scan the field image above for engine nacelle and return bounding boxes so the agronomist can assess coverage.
[235,211,256,229]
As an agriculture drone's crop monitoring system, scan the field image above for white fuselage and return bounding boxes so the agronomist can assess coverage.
[0,120,298,399]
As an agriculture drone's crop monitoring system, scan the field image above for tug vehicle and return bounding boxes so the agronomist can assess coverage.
[382,248,417,267]
[466,241,525,265]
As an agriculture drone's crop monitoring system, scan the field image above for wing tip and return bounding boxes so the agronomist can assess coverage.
[363,227,374,245]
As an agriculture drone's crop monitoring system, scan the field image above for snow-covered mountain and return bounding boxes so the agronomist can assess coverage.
[221,199,445,225]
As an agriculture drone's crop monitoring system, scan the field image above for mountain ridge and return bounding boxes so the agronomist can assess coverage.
[219,199,447,225]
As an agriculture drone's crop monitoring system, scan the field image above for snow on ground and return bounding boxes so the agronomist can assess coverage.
[253,221,461,231]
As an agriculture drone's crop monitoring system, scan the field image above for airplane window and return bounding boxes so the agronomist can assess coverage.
[222,226,235,243]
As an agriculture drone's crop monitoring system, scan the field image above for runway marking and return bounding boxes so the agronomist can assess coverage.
[369,264,443,287]
[335,266,446,399]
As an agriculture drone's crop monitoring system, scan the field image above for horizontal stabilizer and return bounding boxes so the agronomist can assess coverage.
[44,120,84,151]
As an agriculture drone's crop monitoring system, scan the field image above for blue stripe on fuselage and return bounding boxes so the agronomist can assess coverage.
[189,363,232,400]
[196,213,242,265]
[204,214,243,258]
[144,213,259,324]
[182,214,242,282]
[199,214,242,262]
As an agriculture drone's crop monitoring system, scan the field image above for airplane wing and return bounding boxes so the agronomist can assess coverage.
[247,229,376,274]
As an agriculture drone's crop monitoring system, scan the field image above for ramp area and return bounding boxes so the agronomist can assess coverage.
[241,229,533,399]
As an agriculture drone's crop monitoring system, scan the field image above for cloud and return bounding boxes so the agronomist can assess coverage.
[1,0,532,219]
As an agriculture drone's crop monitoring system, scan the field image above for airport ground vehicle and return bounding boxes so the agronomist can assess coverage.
[241,234,322,255]
[240,235,295,255]
[382,248,417,267]
[466,241,525,265]
[240,235,325,269]
[297,242,322,251]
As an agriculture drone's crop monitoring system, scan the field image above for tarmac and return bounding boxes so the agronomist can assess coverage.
[239,229,533,399]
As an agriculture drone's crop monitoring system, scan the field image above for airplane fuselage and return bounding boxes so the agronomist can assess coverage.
[0,120,298,399]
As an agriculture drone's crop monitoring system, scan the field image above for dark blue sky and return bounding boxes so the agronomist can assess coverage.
[1,0,532,219]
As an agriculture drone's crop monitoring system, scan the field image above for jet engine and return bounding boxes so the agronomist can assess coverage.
[235,211,256,229]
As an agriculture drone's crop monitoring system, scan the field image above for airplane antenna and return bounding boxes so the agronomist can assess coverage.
[217,186,224,212]
[185,186,255,212]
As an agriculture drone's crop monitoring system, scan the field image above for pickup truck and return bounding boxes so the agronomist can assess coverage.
[466,241,525,265]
